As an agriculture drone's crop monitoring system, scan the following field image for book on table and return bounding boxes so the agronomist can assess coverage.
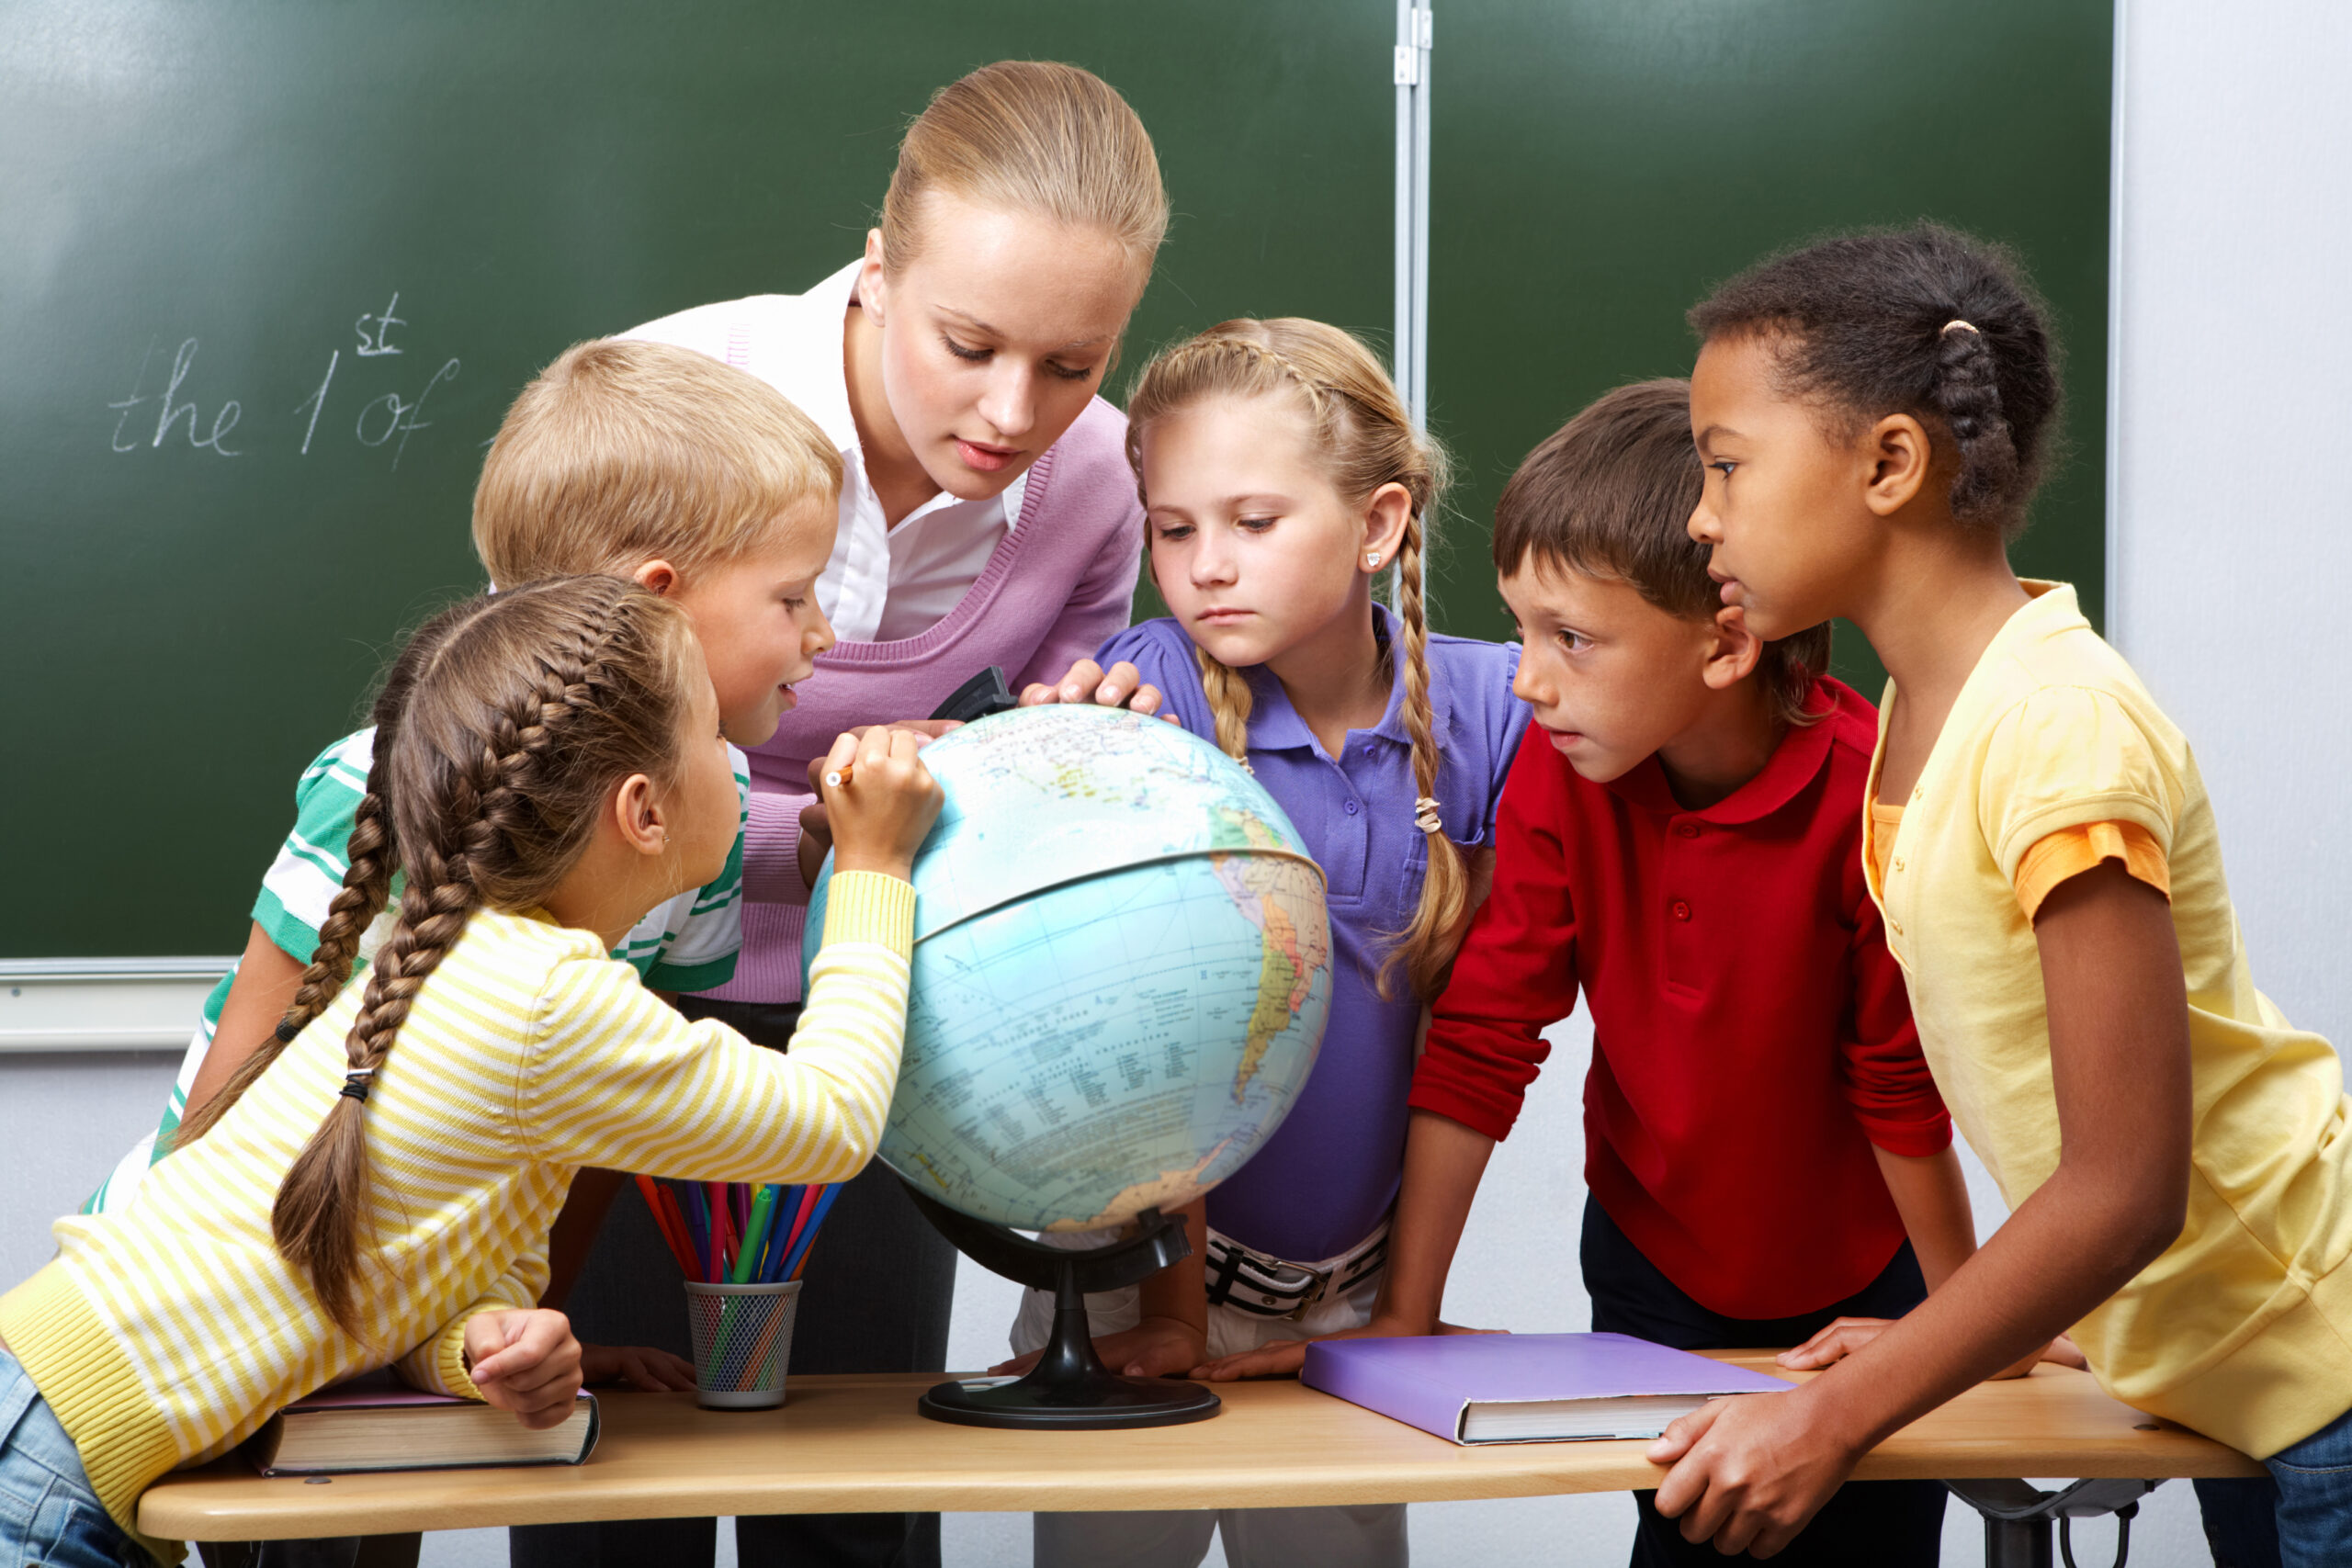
[1302,1332,1792,1445]
[243,1383,601,1475]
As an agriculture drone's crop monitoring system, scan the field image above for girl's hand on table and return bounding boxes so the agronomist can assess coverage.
[1193,1314,1502,1382]
[1020,659,1170,718]
[819,727,943,880]
[989,1314,1207,1380]
[580,1342,696,1392]
[465,1308,584,1429]
[1778,1317,2086,1381]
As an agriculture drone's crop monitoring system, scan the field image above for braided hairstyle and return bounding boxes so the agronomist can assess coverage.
[1125,318,1465,999]
[181,575,702,1337]
[1688,223,2063,537]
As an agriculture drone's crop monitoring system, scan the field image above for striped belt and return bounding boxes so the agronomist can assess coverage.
[1204,1222,1390,1321]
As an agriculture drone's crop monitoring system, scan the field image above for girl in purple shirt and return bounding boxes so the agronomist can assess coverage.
[1007,319,1525,1568]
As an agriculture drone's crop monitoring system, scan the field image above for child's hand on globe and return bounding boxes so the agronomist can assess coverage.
[1193,1314,1505,1382]
[820,727,943,881]
[1020,657,1174,719]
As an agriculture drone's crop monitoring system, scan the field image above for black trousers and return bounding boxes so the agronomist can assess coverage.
[508,998,959,1568]
[1581,1198,1945,1567]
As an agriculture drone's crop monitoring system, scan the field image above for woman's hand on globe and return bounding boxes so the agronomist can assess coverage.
[1020,658,1170,717]
[820,727,944,880]
[989,1314,1208,1381]
[1192,1314,1504,1382]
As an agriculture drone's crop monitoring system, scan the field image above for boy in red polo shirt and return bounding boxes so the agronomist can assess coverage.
[1204,380,1996,1564]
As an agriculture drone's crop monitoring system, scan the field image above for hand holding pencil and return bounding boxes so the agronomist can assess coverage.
[815,727,942,882]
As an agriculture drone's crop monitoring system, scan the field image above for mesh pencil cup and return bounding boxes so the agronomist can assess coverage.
[684,1280,801,1410]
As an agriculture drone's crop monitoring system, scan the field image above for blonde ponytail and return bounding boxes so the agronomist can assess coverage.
[1127,319,1467,998]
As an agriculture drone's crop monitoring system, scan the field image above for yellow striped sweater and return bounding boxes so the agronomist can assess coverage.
[0,872,913,1561]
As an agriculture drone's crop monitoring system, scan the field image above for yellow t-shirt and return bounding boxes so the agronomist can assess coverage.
[1866,581,2352,1459]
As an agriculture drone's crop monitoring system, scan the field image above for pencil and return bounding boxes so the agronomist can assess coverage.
[822,762,853,788]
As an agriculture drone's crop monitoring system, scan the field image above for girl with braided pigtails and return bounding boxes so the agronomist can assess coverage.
[0,576,938,1567]
[1006,319,1526,1568]
[1649,224,2352,1566]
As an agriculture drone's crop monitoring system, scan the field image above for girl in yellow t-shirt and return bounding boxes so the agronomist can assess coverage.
[1654,223,2352,1568]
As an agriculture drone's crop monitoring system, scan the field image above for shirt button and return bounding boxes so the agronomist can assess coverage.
[1343,799,1361,816]
[1670,900,1692,922]
[1676,823,1700,839]
[1892,856,1905,874]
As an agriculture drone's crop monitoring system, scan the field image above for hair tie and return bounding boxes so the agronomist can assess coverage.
[275,1018,302,1043]
[1412,796,1442,834]
[338,1068,376,1104]
[1940,319,1980,335]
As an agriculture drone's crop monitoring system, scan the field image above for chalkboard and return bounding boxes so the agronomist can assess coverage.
[0,1,2109,959]
[1422,0,2115,670]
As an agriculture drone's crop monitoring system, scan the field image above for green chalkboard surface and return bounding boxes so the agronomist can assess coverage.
[0,1,2109,959]
[1423,0,2115,666]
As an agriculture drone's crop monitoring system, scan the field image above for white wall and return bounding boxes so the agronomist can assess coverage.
[2109,0,2352,1042]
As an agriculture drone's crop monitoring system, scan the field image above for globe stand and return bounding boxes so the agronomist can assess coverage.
[901,1180,1222,1429]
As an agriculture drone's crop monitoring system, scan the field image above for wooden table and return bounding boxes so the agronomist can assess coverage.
[141,1358,2262,1542]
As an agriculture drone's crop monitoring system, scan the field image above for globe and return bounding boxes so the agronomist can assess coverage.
[804,703,1332,1235]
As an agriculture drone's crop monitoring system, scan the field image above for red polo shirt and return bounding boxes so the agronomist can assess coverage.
[1408,677,1950,1320]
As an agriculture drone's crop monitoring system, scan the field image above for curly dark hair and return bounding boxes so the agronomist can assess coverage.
[1689,223,2064,538]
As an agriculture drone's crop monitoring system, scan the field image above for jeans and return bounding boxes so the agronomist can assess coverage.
[2198,1403,2352,1568]
[1581,1198,1945,1566]
[0,1350,141,1567]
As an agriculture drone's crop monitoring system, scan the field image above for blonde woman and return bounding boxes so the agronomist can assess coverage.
[533,61,1172,1568]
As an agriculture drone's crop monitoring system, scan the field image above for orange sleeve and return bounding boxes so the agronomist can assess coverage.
[2015,820,2171,920]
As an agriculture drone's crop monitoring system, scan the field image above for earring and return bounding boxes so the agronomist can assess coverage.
[1365,552,1382,569]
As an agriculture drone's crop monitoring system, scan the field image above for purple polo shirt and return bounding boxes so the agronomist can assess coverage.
[1099,612,1526,1261]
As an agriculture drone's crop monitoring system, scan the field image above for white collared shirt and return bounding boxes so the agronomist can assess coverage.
[625,260,1025,644]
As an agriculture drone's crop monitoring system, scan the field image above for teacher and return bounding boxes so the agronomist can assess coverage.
[520,61,1167,1568]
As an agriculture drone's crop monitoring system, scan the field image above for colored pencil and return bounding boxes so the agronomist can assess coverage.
[729,1185,781,1286]
[783,1184,842,1280]
[636,1175,698,1276]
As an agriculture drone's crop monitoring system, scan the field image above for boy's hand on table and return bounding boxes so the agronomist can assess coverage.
[1778,1317,2086,1381]
[465,1309,583,1429]
[1193,1315,1502,1382]
[1020,659,1173,720]
[989,1315,1207,1380]
[580,1342,696,1392]
[1647,1387,1862,1558]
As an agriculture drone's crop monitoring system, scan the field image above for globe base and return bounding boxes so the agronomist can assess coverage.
[917,1369,1221,1430]
[899,1179,1225,1430]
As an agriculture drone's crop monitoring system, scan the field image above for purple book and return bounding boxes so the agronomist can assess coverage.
[1302,1332,1792,1445]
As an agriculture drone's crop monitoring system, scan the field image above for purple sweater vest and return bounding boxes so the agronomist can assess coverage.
[713,394,1143,1003]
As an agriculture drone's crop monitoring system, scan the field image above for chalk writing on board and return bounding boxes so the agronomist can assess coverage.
[355,294,405,357]
[356,355,460,469]
[108,338,243,457]
[109,297,460,468]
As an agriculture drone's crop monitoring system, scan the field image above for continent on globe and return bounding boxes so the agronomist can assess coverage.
[1208,854,1331,1102]
[804,705,1336,1235]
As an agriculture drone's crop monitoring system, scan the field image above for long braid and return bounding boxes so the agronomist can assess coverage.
[1194,646,1255,772]
[1383,507,1471,999]
[270,576,672,1339]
